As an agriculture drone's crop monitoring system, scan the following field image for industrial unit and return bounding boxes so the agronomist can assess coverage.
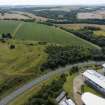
[83,70,105,95]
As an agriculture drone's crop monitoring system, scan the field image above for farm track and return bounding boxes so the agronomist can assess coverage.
[12,23,24,37]
[0,61,104,105]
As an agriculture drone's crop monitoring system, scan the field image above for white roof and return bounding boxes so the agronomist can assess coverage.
[81,92,105,105]
[102,63,105,68]
[83,70,105,89]
[59,99,75,105]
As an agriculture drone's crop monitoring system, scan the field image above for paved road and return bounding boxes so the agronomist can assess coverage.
[0,61,104,105]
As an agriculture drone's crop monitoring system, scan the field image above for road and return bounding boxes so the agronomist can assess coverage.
[0,61,104,105]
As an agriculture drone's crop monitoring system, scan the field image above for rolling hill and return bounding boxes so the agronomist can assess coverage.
[0,20,99,49]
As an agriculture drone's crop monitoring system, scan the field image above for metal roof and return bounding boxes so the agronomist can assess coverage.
[59,99,75,105]
[83,70,105,89]
[102,63,105,68]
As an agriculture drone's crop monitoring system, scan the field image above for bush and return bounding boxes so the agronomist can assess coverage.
[10,45,15,49]
[41,45,91,70]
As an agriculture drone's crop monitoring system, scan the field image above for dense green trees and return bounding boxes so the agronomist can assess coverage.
[41,45,91,70]
[41,45,105,70]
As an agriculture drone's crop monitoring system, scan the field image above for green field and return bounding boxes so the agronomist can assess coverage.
[0,20,99,48]
[0,20,20,34]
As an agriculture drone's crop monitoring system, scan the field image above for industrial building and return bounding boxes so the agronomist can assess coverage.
[83,70,105,95]
[59,98,75,105]
[56,91,75,105]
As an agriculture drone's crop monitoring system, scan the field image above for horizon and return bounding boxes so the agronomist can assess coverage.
[0,0,105,6]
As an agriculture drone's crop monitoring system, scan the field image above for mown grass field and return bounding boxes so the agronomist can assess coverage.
[0,20,99,48]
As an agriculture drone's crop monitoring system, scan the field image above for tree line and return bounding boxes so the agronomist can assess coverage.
[41,45,105,70]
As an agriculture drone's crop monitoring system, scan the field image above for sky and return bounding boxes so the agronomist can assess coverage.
[0,0,105,5]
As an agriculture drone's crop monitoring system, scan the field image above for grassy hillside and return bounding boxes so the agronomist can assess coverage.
[0,40,47,98]
[0,20,99,48]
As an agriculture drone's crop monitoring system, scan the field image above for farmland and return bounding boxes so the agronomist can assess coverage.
[0,20,99,48]
[0,20,102,104]
[59,23,105,30]
[77,10,105,20]
[0,13,31,20]
[94,30,105,37]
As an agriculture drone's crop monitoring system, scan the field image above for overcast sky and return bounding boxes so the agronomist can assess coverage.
[0,0,105,5]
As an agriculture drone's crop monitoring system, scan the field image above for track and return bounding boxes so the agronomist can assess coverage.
[12,23,23,37]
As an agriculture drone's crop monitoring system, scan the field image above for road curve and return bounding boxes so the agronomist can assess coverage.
[0,61,104,105]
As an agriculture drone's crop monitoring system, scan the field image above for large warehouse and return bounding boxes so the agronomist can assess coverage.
[81,92,105,105]
[83,70,105,95]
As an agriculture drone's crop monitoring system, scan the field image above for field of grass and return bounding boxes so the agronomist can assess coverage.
[0,20,21,34]
[0,40,47,98]
[0,40,46,75]
[63,73,77,97]
[0,20,99,48]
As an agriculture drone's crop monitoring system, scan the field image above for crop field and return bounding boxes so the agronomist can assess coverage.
[0,13,31,20]
[59,23,105,30]
[0,20,99,48]
[94,30,105,37]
